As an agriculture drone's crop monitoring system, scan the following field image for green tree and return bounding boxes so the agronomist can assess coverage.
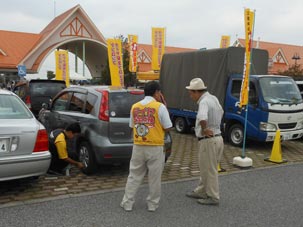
[278,64,303,79]
[47,70,55,80]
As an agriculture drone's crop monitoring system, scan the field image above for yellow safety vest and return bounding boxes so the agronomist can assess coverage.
[132,100,165,145]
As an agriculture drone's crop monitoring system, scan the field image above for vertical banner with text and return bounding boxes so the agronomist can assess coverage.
[151,27,165,71]
[107,39,124,87]
[128,35,138,73]
[220,35,230,48]
[55,50,70,87]
[239,8,255,107]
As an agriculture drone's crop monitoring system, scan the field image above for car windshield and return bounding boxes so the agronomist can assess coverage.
[0,94,33,119]
[259,77,302,104]
[30,82,66,97]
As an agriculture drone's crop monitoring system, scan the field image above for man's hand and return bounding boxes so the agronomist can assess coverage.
[203,128,214,137]
[77,162,85,169]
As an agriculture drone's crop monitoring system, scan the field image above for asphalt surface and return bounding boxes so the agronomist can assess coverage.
[0,163,303,227]
[1,130,303,207]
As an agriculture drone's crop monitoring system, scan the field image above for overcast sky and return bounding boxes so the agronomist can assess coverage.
[1,0,303,78]
[1,0,303,48]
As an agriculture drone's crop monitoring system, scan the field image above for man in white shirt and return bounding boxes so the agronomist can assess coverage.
[185,78,224,205]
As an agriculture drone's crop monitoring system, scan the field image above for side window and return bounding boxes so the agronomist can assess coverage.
[52,92,71,111]
[249,83,257,104]
[85,93,98,114]
[231,80,257,104]
[231,80,241,98]
[68,92,86,112]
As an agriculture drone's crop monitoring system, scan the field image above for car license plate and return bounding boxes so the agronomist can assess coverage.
[283,134,290,140]
[0,138,9,152]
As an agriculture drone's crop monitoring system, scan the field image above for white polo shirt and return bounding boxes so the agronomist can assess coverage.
[195,92,224,137]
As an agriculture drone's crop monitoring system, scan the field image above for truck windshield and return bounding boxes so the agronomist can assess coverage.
[259,77,302,104]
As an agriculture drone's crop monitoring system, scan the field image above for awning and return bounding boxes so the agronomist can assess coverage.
[136,71,159,81]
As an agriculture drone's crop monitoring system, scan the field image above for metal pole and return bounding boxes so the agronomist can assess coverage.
[54,1,56,18]
[75,46,78,73]
[82,41,86,77]
[241,9,256,158]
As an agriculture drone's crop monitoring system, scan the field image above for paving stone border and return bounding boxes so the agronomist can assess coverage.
[1,131,302,207]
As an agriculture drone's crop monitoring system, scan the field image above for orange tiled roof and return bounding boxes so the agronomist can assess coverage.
[40,5,78,40]
[139,43,195,57]
[137,43,196,72]
[237,38,303,67]
[0,30,41,69]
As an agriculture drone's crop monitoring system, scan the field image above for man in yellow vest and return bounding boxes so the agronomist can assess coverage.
[120,81,172,212]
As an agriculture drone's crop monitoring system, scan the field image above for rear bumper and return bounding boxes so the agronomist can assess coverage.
[90,135,172,164]
[91,143,133,164]
[0,151,51,181]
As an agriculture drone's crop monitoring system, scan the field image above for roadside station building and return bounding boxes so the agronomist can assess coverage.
[1,4,302,85]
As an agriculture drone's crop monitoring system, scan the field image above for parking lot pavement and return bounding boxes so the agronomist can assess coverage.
[1,130,303,207]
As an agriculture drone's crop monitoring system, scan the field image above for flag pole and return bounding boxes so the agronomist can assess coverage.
[241,9,256,158]
[233,8,255,168]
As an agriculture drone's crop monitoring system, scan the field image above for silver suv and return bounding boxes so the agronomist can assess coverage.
[40,85,172,174]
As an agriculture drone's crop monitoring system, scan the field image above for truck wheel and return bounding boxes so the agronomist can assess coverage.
[175,117,188,133]
[79,141,98,174]
[228,124,244,147]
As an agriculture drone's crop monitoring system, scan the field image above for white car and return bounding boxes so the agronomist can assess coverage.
[0,89,51,181]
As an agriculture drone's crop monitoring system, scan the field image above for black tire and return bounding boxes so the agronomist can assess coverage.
[174,117,188,133]
[228,124,244,147]
[78,141,98,174]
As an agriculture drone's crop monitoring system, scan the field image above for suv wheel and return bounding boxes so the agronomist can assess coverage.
[79,141,98,174]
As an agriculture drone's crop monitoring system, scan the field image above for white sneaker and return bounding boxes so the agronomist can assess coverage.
[147,204,158,212]
[120,202,133,212]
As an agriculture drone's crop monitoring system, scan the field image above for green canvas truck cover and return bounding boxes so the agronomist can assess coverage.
[159,47,268,111]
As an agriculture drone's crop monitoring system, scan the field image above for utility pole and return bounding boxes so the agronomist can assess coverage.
[54,1,56,18]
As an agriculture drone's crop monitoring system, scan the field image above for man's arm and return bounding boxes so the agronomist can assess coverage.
[200,120,213,137]
[62,157,84,169]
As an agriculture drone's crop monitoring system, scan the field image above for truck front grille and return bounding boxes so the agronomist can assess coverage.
[278,123,297,129]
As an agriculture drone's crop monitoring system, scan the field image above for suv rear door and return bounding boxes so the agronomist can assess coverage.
[108,91,144,143]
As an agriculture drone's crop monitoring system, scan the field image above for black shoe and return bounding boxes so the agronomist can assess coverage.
[186,191,208,199]
[197,198,219,205]
[47,170,64,176]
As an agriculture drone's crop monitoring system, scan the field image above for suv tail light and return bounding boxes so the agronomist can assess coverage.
[25,95,31,109]
[99,90,109,121]
[33,129,49,152]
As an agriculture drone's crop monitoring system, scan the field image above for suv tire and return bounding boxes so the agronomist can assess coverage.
[79,141,98,174]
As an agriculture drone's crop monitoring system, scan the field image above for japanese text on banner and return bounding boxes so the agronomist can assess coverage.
[220,35,230,48]
[239,9,254,107]
[55,50,70,87]
[128,35,138,73]
[107,39,124,87]
[151,27,165,71]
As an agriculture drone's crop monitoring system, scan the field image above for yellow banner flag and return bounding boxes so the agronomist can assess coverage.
[151,27,165,71]
[128,35,138,73]
[239,8,255,107]
[107,39,124,86]
[55,50,70,87]
[220,35,230,48]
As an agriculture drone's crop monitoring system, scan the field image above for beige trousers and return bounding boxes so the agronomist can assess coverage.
[194,136,224,200]
[121,145,165,208]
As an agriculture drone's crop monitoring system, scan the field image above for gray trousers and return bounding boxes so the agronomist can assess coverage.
[121,145,165,208]
[194,136,224,200]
